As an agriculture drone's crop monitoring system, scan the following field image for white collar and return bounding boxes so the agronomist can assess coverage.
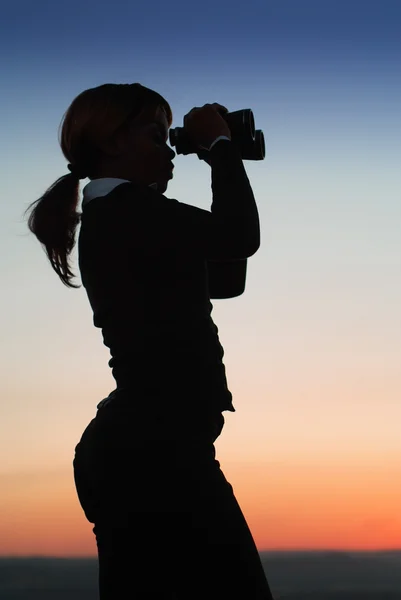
[82,178,158,208]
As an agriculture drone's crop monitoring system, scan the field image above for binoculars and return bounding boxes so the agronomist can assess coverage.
[169,108,265,161]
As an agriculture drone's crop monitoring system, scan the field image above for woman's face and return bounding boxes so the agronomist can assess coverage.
[109,105,176,193]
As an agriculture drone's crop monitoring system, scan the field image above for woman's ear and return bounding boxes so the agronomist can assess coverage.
[100,119,144,157]
[98,130,127,157]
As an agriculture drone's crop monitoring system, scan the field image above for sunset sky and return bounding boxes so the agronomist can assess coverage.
[0,0,400,557]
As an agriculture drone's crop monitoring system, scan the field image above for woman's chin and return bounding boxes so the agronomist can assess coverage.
[156,181,168,194]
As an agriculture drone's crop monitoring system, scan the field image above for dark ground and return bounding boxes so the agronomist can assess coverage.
[0,550,400,599]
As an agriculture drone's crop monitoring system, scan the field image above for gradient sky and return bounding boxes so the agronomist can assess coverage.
[1,0,400,557]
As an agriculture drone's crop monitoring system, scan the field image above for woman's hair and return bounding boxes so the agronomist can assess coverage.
[23,83,173,288]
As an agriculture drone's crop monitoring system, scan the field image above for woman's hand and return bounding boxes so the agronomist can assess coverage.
[184,103,231,151]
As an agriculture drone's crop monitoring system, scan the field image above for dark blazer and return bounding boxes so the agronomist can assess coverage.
[78,139,259,415]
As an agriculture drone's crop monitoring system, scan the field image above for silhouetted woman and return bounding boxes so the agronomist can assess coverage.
[24,83,274,599]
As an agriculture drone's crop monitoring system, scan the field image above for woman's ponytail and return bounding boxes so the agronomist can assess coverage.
[23,82,172,289]
[24,171,82,288]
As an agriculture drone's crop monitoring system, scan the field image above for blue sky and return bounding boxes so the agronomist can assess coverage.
[0,0,400,554]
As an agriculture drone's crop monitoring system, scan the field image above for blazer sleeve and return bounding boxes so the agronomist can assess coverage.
[148,140,259,261]
[207,259,248,299]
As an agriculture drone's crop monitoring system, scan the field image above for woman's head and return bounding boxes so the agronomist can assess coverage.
[60,83,175,192]
[24,83,174,288]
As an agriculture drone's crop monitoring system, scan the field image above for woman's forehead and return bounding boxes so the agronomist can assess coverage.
[153,106,169,126]
[138,105,168,129]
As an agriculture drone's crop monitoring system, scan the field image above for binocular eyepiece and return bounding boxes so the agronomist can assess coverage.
[169,108,265,161]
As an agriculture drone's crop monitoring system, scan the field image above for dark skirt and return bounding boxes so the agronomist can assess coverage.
[72,391,274,599]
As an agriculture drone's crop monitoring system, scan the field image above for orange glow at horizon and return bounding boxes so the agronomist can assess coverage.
[1,460,400,557]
